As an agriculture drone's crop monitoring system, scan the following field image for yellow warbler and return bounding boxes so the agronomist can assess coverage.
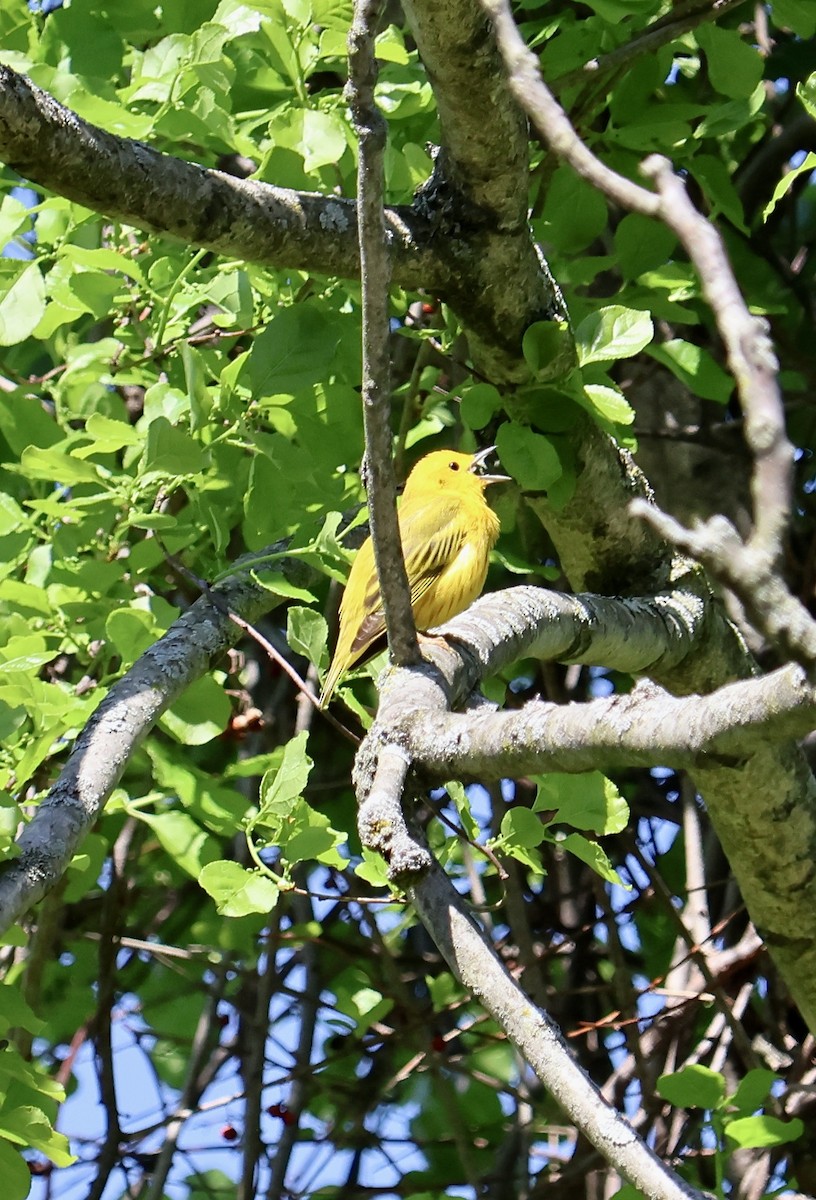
[319,447,509,707]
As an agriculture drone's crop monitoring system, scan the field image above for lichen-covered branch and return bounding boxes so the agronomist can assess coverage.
[403,664,816,780]
[0,551,307,934]
[0,64,437,289]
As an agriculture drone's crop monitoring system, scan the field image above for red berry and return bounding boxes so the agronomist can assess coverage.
[266,1103,285,1118]
[421,302,436,314]
[221,1124,239,1142]
[431,1034,446,1053]
[281,1109,297,1127]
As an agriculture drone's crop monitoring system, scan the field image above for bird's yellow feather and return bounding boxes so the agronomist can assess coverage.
[319,449,506,707]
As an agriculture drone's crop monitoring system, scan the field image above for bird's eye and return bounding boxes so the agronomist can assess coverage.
[448,460,460,471]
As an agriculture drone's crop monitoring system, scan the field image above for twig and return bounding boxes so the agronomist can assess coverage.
[480,0,807,669]
[639,156,792,560]
[479,0,660,215]
[264,896,321,1200]
[155,542,359,745]
[239,917,281,1200]
[555,0,750,93]
[346,0,419,671]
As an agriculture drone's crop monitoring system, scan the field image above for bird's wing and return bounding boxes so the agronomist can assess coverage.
[347,497,465,656]
[402,498,466,608]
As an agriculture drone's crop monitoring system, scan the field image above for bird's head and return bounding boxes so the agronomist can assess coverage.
[402,448,510,500]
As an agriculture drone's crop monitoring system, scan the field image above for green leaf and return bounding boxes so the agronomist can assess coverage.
[248,305,340,398]
[0,262,46,346]
[695,83,765,139]
[657,1065,725,1110]
[773,0,816,35]
[253,571,317,602]
[132,808,220,878]
[521,320,574,380]
[499,807,545,848]
[0,984,43,1037]
[198,860,279,916]
[725,1114,804,1149]
[105,606,162,668]
[142,416,207,475]
[690,154,747,233]
[728,1069,778,1116]
[287,605,328,669]
[534,773,629,835]
[60,243,146,286]
[460,383,502,430]
[258,730,313,818]
[21,444,106,486]
[495,422,562,490]
[559,832,625,886]
[354,847,390,887]
[73,412,141,458]
[372,30,406,67]
[0,1137,35,1200]
[614,213,677,279]
[581,384,634,425]
[0,1104,74,1165]
[299,108,349,172]
[696,24,763,100]
[278,800,346,867]
[161,675,232,745]
[763,150,816,222]
[647,339,733,404]
[538,164,608,253]
[576,306,653,366]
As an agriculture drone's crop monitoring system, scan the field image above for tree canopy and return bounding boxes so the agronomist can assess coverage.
[1,0,816,1197]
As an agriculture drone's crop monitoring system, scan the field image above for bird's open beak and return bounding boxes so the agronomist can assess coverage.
[469,445,511,484]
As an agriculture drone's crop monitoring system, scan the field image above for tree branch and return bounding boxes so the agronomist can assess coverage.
[347,0,418,670]
[411,861,708,1200]
[0,64,436,288]
[0,548,309,934]
[401,0,569,379]
[399,664,816,780]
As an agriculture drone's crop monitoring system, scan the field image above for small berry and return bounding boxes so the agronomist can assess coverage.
[431,1034,446,1053]
[281,1109,297,1127]
[221,1124,239,1142]
[266,1103,285,1118]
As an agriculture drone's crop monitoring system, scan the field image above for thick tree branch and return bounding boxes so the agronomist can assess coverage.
[355,583,816,1032]
[402,664,816,780]
[0,65,436,288]
[355,581,709,874]
[0,550,307,933]
[347,0,418,670]
[401,0,568,379]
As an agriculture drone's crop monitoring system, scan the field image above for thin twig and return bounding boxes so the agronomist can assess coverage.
[480,0,807,669]
[156,541,359,745]
[346,0,419,670]
[555,0,750,93]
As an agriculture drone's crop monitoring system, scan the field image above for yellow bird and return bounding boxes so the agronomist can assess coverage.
[319,447,509,708]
